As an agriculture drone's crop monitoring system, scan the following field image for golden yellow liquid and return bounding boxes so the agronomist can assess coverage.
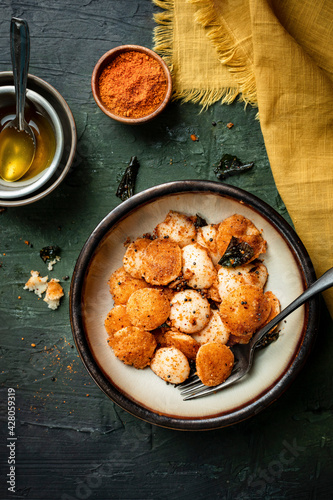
[0,102,56,182]
[0,127,35,181]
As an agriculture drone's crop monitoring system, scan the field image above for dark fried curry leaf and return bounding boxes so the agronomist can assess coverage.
[214,154,254,180]
[194,213,208,228]
[116,156,140,201]
[256,330,280,349]
[218,236,254,267]
[40,245,61,262]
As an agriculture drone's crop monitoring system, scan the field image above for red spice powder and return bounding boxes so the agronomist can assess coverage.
[98,50,168,119]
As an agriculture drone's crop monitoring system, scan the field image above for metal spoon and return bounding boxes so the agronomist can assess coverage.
[0,18,36,182]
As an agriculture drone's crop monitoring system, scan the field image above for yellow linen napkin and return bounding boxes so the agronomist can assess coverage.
[153,0,239,107]
[153,0,333,316]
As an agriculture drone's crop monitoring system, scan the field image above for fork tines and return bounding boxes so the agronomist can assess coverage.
[179,377,206,399]
[179,376,225,400]
[178,363,242,400]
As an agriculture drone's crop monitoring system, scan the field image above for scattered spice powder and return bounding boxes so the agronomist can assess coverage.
[98,50,167,118]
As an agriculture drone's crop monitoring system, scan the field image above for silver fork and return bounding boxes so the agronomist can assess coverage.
[178,266,333,400]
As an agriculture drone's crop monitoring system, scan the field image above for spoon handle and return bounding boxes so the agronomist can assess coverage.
[10,18,30,131]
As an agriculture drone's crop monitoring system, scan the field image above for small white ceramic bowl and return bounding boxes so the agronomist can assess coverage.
[0,85,64,199]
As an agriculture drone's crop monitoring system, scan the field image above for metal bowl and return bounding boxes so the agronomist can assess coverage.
[0,86,64,199]
[70,181,319,430]
[0,72,77,206]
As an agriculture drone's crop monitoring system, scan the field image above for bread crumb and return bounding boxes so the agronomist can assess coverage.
[47,256,61,271]
[24,270,64,310]
[43,279,64,310]
[24,271,48,297]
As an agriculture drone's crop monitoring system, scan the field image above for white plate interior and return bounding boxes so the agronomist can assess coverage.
[82,192,305,418]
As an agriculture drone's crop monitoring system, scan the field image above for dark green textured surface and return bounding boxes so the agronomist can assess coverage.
[1,1,332,499]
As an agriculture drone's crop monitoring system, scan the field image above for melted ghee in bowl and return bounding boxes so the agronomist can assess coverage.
[0,126,35,182]
[0,101,56,182]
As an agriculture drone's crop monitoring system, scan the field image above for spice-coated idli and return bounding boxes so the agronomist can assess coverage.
[217,261,268,301]
[123,237,151,279]
[111,326,157,369]
[108,267,149,305]
[196,343,234,386]
[141,238,182,285]
[150,347,190,384]
[182,243,217,289]
[219,284,271,337]
[155,329,200,360]
[169,289,211,334]
[105,305,132,344]
[126,288,170,331]
[196,223,220,265]
[262,291,281,331]
[192,310,229,346]
[216,214,267,264]
[155,210,197,248]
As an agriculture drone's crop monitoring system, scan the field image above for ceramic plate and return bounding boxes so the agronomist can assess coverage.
[70,181,319,430]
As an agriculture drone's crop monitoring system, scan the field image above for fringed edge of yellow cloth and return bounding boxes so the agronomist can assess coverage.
[172,87,240,110]
[152,0,239,109]
[153,0,174,75]
[188,0,258,107]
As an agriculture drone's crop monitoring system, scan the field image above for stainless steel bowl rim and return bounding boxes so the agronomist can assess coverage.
[0,85,64,199]
[0,71,77,207]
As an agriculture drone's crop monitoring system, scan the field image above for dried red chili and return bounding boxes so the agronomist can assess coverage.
[98,50,167,118]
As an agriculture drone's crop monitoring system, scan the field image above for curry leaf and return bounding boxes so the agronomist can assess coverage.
[218,236,254,267]
[256,330,280,349]
[40,245,61,263]
[214,154,254,180]
[116,156,140,201]
[194,213,208,229]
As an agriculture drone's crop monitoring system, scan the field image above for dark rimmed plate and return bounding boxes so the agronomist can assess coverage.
[70,181,319,430]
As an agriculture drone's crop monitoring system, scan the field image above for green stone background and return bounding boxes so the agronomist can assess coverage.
[0,1,332,499]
